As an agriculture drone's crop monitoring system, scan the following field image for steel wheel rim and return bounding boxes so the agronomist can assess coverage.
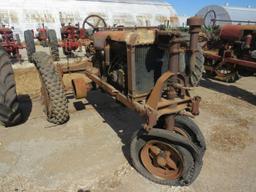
[173,127,190,139]
[140,140,183,180]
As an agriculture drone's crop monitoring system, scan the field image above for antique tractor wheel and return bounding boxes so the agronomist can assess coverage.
[171,115,206,156]
[24,30,36,63]
[130,129,202,186]
[0,47,21,126]
[82,15,107,32]
[32,52,69,125]
[47,29,60,61]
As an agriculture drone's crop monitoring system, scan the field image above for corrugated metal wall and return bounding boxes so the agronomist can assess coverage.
[0,0,178,40]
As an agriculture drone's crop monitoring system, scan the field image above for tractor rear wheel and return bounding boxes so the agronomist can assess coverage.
[32,52,69,125]
[190,48,205,86]
[0,47,21,126]
[24,30,36,63]
[47,29,60,61]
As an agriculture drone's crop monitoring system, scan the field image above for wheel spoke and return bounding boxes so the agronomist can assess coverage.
[149,145,161,156]
[166,157,178,171]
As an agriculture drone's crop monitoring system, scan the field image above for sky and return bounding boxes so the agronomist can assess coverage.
[168,0,256,16]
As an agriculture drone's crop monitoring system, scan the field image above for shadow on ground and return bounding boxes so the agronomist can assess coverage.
[86,90,143,166]
[18,94,32,124]
[200,78,256,106]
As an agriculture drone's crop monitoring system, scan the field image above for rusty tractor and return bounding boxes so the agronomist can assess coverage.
[35,23,49,47]
[24,26,60,63]
[0,25,23,60]
[61,15,107,57]
[202,14,256,82]
[31,16,206,186]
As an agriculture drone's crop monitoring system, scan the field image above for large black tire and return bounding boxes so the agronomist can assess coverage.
[130,128,203,186]
[24,30,36,63]
[32,52,69,125]
[174,116,206,156]
[47,29,60,61]
[0,47,21,126]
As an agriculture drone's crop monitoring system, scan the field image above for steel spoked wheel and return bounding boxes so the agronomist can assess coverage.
[140,140,183,180]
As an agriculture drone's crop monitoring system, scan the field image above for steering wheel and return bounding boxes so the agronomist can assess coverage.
[82,15,107,32]
[204,10,217,29]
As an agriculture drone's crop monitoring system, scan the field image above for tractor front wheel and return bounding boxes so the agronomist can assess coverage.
[130,129,203,186]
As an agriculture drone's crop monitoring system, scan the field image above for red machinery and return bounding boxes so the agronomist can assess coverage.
[60,15,107,56]
[35,23,48,47]
[60,23,86,55]
[203,24,256,82]
[0,26,23,59]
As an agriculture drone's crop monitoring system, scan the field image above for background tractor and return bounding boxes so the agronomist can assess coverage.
[24,27,59,62]
[60,15,107,57]
[32,16,206,187]
[0,25,23,60]
[202,11,256,82]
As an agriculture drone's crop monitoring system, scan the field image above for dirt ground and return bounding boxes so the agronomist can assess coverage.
[0,50,256,192]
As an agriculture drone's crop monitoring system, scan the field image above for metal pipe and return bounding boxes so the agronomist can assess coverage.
[187,16,203,75]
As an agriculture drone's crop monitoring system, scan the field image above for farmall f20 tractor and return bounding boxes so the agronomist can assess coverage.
[31,16,206,186]
[35,23,49,47]
[60,15,107,57]
[24,27,60,62]
[0,25,23,60]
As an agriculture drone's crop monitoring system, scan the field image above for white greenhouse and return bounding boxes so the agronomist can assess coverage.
[0,0,180,39]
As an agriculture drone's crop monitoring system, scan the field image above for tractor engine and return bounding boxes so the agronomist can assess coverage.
[93,19,204,101]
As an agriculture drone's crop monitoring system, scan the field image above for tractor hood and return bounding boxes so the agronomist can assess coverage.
[93,29,157,49]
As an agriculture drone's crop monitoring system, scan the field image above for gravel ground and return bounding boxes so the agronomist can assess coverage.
[0,53,255,192]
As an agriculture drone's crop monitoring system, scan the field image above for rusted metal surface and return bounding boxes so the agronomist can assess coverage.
[57,16,203,134]
[219,25,243,41]
[204,51,256,69]
[146,71,175,110]
[71,78,90,99]
[188,16,203,77]
[140,140,183,180]
[191,96,201,116]
[93,29,156,49]
[203,22,256,81]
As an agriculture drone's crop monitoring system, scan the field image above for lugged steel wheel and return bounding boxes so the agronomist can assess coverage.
[32,52,69,125]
